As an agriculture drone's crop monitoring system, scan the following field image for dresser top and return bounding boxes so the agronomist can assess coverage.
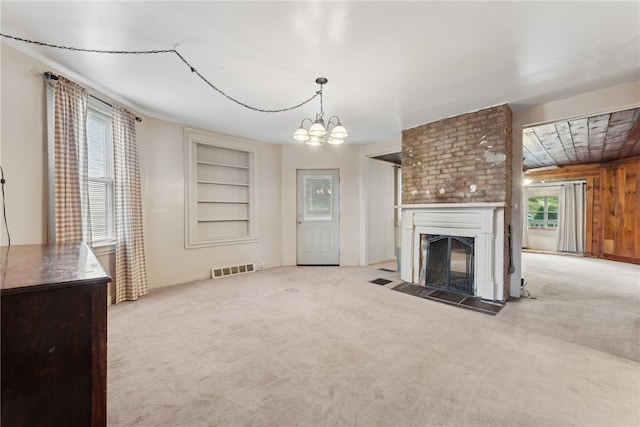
[0,243,110,294]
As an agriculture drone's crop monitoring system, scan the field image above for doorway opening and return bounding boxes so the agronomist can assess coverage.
[368,152,402,268]
[522,181,586,255]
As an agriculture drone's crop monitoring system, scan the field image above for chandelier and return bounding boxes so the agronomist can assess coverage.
[292,77,348,146]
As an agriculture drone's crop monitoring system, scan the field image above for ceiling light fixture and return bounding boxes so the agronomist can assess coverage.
[292,77,348,146]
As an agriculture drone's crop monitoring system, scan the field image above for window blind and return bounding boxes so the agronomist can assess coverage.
[87,109,114,242]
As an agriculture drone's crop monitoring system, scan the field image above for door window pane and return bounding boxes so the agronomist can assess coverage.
[304,176,332,220]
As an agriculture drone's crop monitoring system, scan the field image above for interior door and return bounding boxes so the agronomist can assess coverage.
[367,158,396,264]
[296,169,340,265]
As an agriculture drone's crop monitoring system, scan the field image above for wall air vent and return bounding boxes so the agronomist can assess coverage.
[211,263,256,279]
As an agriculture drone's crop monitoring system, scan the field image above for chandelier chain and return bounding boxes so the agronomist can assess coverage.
[0,32,320,113]
[318,85,325,118]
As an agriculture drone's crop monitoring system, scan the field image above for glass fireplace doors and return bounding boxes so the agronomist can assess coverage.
[424,235,474,295]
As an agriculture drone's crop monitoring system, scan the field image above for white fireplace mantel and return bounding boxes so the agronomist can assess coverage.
[400,203,505,301]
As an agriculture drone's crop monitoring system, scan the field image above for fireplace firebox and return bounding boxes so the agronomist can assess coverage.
[420,235,474,295]
[401,203,505,301]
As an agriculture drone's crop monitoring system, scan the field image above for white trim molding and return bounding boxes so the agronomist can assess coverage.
[401,203,505,302]
[184,128,258,248]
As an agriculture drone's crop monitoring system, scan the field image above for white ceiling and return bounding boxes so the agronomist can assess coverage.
[2,1,639,146]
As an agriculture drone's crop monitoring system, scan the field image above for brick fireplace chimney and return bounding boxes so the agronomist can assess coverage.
[401,104,513,300]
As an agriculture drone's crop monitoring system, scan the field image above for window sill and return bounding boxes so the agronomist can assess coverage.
[91,241,115,256]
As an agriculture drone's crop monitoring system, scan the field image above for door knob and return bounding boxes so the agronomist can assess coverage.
[296,213,303,224]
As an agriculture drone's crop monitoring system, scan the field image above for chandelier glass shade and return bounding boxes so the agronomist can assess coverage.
[292,78,348,146]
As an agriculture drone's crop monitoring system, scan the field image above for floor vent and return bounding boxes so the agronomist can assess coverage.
[211,263,256,279]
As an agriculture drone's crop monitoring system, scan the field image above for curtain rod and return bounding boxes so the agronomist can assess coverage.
[526,180,586,188]
[44,71,142,122]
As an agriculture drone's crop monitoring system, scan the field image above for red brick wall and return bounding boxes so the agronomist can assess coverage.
[402,104,513,205]
[402,104,513,299]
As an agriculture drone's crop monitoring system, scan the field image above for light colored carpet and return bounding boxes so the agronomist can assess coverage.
[108,254,640,426]
[506,251,640,362]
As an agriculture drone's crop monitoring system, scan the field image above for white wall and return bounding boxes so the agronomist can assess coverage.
[0,45,48,245]
[281,143,363,266]
[0,45,148,301]
[514,80,640,129]
[280,140,402,267]
[526,229,558,252]
[143,120,283,288]
[0,41,375,287]
[0,43,283,291]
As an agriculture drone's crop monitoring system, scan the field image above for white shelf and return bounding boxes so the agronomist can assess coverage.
[198,200,249,204]
[198,218,250,223]
[197,180,249,187]
[197,160,249,169]
[186,130,256,248]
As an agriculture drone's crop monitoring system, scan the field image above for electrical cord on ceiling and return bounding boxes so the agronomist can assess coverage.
[0,165,10,247]
[0,32,320,114]
[47,72,144,122]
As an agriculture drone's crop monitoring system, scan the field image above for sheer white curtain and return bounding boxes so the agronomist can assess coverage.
[113,104,148,303]
[48,76,92,243]
[557,182,586,253]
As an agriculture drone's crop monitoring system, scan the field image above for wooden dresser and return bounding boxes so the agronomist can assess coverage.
[1,243,111,427]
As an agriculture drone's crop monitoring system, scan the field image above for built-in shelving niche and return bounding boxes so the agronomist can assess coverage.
[185,129,257,248]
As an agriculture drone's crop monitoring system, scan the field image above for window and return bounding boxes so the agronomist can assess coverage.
[185,129,257,248]
[527,196,558,228]
[87,99,115,245]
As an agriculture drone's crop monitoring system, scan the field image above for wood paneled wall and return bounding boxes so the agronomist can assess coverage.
[526,156,640,264]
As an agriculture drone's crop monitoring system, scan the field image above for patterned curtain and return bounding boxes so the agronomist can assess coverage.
[53,77,92,243]
[113,104,148,303]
